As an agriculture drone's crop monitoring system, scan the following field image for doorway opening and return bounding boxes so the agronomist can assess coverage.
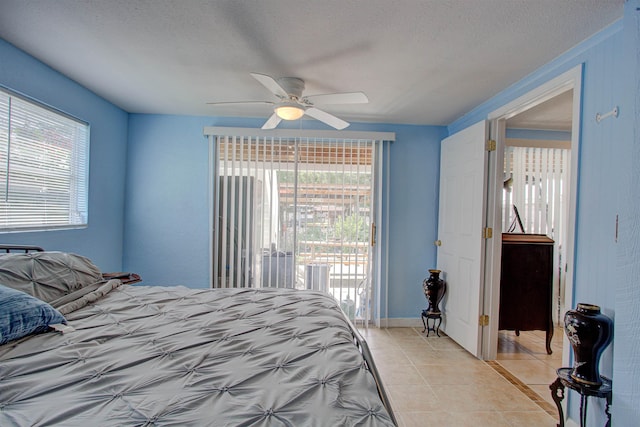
[485,66,582,404]
[502,89,573,325]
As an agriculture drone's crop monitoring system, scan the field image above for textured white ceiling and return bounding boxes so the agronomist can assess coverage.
[0,0,623,126]
[507,90,574,131]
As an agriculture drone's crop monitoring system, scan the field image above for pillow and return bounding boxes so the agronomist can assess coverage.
[0,251,103,303]
[0,284,66,345]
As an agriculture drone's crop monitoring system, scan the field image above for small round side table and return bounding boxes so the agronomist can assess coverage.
[549,367,612,427]
[421,309,442,337]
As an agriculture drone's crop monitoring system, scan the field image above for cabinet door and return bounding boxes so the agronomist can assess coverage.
[499,242,553,331]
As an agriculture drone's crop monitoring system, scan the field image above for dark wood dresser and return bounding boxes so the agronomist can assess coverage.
[499,233,554,354]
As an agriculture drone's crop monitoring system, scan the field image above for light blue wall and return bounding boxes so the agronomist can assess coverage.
[612,1,640,424]
[124,114,215,288]
[449,11,638,425]
[0,38,128,271]
[384,125,446,318]
[124,114,445,322]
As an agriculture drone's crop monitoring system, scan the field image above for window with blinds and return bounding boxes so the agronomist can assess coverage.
[503,145,570,238]
[213,135,374,290]
[0,88,89,232]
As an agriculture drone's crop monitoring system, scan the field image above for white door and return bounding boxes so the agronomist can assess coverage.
[437,120,489,358]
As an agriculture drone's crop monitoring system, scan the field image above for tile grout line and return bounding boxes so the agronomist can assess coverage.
[486,360,558,417]
[395,328,438,393]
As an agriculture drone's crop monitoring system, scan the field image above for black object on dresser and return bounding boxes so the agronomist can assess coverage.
[499,233,554,354]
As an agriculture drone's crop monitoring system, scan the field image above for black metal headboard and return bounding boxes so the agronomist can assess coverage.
[0,245,45,253]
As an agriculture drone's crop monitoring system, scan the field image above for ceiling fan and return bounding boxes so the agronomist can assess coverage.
[207,73,368,130]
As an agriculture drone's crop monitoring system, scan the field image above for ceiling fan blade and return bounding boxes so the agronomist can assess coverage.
[206,101,274,106]
[305,107,349,130]
[251,73,288,98]
[304,92,368,105]
[261,113,282,130]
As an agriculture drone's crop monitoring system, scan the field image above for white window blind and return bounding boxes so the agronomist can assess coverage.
[212,135,375,292]
[0,88,89,232]
[503,145,570,239]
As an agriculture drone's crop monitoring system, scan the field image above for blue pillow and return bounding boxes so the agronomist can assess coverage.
[0,284,66,345]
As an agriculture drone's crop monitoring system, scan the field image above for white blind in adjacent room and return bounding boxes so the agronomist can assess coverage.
[503,145,570,240]
[0,88,89,232]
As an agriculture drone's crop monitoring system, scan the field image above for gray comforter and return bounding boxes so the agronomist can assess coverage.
[0,285,394,426]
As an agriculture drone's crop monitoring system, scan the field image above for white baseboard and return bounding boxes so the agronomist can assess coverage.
[379,318,423,328]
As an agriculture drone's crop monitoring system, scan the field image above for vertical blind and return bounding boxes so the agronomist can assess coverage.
[0,88,89,231]
[503,146,570,240]
[210,131,383,323]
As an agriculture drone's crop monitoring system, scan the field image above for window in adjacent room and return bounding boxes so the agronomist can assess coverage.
[0,88,89,232]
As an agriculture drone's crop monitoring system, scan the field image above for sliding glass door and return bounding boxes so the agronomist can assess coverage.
[212,134,378,324]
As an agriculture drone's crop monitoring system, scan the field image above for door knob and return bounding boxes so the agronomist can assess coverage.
[434,240,442,246]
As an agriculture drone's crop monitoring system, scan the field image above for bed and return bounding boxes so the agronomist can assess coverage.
[0,246,396,426]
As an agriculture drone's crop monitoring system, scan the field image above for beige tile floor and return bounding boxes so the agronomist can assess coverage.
[362,326,564,427]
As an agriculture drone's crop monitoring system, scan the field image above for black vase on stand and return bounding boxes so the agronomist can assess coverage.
[564,303,613,387]
[423,269,445,314]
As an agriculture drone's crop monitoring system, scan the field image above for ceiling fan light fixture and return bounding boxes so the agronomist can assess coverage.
[275,103,305,120]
